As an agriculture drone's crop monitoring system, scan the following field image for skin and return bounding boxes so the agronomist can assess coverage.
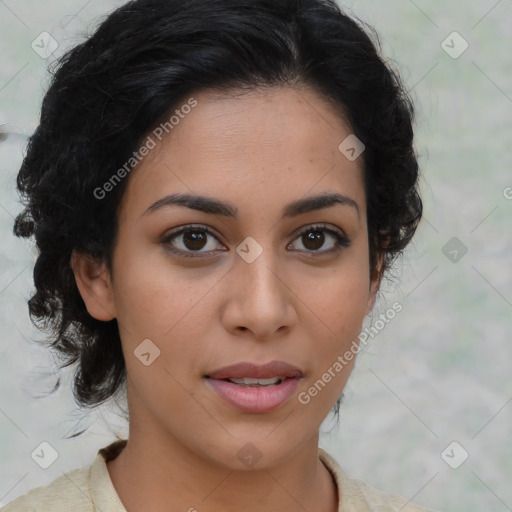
[72,86,383,512]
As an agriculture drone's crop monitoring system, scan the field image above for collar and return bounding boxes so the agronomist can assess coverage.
[89,440,345,511]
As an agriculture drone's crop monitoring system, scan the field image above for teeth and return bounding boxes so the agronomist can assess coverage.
[228,377,284,386]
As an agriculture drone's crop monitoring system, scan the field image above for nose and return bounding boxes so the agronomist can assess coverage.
[220,242,297,340]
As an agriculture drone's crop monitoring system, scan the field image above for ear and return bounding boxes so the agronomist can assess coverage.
[364,251,385,316]
[70,250,116,321]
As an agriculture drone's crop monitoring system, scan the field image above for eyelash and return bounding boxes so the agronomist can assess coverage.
[161,223,351,259]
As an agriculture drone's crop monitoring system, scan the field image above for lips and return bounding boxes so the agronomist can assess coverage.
[204,360,304,413]
[205,360,303,380]
[206,377,301,413]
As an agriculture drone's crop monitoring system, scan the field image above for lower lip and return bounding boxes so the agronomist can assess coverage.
[205,377,301,413]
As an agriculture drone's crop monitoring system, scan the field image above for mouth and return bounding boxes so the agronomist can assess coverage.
[216,376,287,387]
[204,360,304,413]
[205,360,304,380]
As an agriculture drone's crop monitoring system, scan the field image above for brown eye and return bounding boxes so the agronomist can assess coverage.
[302,230,325,250]
[161,225,226,258]
[162,223,350,259]
[289,224,350,255]
[182,230,208,251]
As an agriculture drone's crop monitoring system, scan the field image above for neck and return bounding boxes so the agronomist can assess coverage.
[106,421,338,512]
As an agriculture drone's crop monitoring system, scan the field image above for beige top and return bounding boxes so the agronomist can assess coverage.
[1,440,434,511]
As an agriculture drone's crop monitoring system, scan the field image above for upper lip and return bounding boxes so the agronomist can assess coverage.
[206,360,303,380]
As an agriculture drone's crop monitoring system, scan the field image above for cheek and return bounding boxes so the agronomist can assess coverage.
[300,253,371,338]
[110,234,210,338]
[114,280,214,359]
[331,276,370,336]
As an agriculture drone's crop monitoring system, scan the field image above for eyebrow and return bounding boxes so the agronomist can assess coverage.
[143,192,360,220]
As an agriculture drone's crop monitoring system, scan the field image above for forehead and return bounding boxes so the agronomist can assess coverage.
[168,86,355,161]
[118,86,366,221]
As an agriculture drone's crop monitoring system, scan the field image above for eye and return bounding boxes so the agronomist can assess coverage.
[288,224,351,255]
[161,223,351,259]
[161,224,226,258]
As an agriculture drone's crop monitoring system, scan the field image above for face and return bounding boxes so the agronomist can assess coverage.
[74,86,381,470]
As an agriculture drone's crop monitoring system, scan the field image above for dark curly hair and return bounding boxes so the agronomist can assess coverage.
[13,0,422,417]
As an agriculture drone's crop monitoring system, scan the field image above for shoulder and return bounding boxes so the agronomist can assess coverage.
[318,448,438,512]
[0,466,93,512]
[1,440,127,512]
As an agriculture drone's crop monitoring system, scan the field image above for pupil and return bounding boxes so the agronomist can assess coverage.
[304,231,324,250]
[184,230,207,250]
[182,230,325,252]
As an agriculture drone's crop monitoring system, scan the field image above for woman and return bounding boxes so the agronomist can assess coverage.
[2,0,431,510]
